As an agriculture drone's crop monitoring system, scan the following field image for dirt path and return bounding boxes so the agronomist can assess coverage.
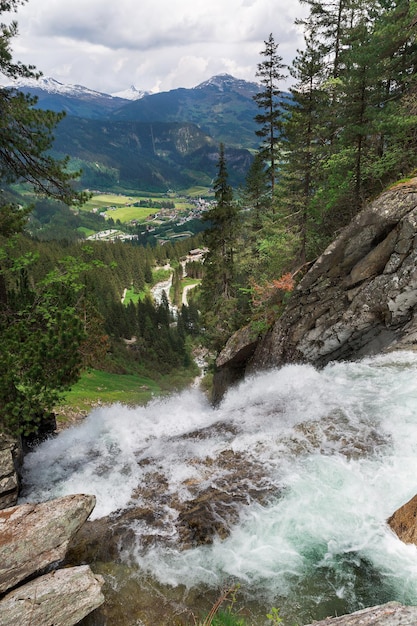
[182,283,198,306]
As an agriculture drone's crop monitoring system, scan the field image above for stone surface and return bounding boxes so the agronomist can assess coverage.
[213,324,259,404]
[0,434,22,510]
[302,601,417,625]
[0,565,104,626]
[0,493,96,593]
[215,180,417,392]
[387,493,417,544]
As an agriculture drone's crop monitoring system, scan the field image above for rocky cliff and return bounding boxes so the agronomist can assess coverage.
[215,179,417,394]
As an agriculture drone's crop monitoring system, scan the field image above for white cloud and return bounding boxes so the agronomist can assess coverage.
[5,0,307,93]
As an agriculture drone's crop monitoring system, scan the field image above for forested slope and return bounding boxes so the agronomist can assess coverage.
[196,0,417,356]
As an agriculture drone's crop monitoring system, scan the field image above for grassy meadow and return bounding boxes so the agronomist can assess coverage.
[81,192,196,224]
[56,363,199,428]
[61,369,161,410]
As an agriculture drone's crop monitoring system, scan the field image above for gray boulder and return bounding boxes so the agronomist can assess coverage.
[0,493,96,593]
[0,493,104,626]
[302,602,417,625]
[0,565,104,626]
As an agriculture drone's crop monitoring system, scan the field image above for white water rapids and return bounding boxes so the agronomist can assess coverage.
[19,351,417,623]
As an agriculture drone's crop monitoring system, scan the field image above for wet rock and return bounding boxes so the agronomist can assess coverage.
[177,486,245,546]
[387,493,417,544]
[67,449,276,564]
[0,434,22,510]
[0,565,104,626]
[66,508,149,565]
[175,450,275,548]
[213,325,259,404]
[284,411,390,460]
[302,601,417,625]
[0,493,96,593]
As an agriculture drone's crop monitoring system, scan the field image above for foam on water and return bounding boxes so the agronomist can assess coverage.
[19,351,417,622]
[20,388,216,517]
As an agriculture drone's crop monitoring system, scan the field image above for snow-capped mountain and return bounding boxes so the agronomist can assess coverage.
[110,85,147,100]
[0,72,262,190]
[4,73,260,104]
[3,76,141,118]
[110,73,262,150]
[6,76,117,100]
[2,73,267,148]
[6,76,147,101]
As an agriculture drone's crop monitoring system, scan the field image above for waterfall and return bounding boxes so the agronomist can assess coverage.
[151,274,173,305]
[19,351,417,624]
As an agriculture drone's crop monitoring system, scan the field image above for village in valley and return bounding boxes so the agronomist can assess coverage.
[85,192,214,243]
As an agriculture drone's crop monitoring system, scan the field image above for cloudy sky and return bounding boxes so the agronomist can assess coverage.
[6,0,307,95]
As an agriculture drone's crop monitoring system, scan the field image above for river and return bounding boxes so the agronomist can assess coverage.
[18,351,417,625]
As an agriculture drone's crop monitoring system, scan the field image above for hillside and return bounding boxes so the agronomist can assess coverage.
[110,74,261,149]
[7,73,260,191]
[51,117,252,191]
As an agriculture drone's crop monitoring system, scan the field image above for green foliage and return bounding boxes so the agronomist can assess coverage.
[0,0,100,436]
[0,231,201,435]
[0,89,84,203]
[27,196,107,241]
[214,0,417,358]
[0,239,102,435]
[0,1,37,81]
[209,611,247,626]
[266,607,283,625]
[242,151,271,231]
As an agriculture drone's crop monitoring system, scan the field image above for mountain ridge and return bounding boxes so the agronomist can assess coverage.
[4,72,260,106]
[4,73,266,190]
[109,73,262,149]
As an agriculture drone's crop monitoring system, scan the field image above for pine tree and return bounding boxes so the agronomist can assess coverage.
[0,248,104,435]
[292,0,417,233]
[243,152,270,231]
[253,33,287,201]
[0,0,88,240]
[202,144,238,301]
[278,36,329,260]
[297,0,352,79]
[199,144,241,349]
[0,0,89,303]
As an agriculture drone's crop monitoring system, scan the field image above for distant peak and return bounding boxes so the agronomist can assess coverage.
[194,74,259,92]
[195,74,235,89]
[5,75,114,99]
[110,85,147,101]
